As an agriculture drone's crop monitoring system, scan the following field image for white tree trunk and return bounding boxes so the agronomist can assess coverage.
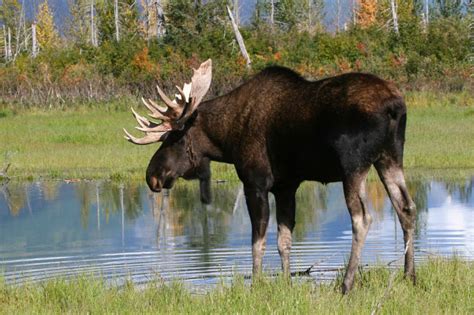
[391,0,399,35]
[7,27,12,60]
[270,0,275,27]
[352,0,357,25]
[226,5,251,69]
[307,0,312,30]
[32,22,38,57]
[144,0,150,41]
[336,0,341,32]
[424,0,429,26]
[114,0,120,41]
[155,0,165,38]
[3,26,8,61]
[15,5,24,56]
[91,0,98,47]
[23,12,28,51]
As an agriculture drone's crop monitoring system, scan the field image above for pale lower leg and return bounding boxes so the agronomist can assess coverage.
[277,224,292,275]
[376,163,416,282]
[342,172,372,294]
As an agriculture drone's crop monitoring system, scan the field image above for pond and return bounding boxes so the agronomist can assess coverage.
[1,178,473,288]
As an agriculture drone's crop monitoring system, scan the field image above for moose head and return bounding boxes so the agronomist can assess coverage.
[123,59,213,203]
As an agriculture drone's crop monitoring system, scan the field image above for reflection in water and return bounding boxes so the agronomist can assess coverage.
[0,177,473,287]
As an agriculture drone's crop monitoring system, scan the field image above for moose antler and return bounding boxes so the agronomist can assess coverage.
[123,59,212,145]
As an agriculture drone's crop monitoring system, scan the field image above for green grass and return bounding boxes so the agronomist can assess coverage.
[0,92,473,181]
[0,259,472,314]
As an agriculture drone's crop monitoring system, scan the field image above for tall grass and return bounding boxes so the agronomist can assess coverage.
[0,92,473,181]
[0,259,472,314]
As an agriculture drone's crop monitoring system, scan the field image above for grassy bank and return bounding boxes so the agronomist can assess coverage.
[0,92,473,181]
[0,259,472,314]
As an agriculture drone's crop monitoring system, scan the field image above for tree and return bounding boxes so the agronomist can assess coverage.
[0,0,22,59]
[377,0,420,32]
[36,1,60,49]
[97,0,139,43]
[97,0,115,43]
[433,0,464,18]
[67,0,91,45]
[270,0,325,32]
[302,0,326,33]
[164,0,223,44]
[356,0,378,28]
[120,0,140,39]
[0,0,21,31]
[274,0,301,30]
[140,0,165,40]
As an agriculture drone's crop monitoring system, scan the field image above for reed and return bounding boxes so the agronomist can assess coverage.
[0,258,472,314]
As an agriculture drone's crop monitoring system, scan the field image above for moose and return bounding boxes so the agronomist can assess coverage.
[123,60,416,293]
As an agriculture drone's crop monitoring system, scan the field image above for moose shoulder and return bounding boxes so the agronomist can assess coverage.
[124,60,416,294]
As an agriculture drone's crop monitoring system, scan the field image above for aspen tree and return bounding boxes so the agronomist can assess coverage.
[356,0,378,28]
[36,1,60,49]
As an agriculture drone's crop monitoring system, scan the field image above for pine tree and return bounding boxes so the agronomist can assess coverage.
[274,0,301,30]
[36,1,60,49]
[377,0,419,27]
[97,0,140,43]
[433,0,464,18]
[67,0,91,45]
[120,0,140,39]
[356,0,378,28]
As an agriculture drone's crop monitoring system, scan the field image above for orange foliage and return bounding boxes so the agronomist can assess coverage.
[356,0,378,29]
[237,55,249,67]
[390,53,407,68]
[336,58,352,73]
[61,62,93,86]
[132,47,155,73]
[356,42,368,56]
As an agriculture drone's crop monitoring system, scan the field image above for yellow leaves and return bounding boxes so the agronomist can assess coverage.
[36,1,60,49]
[356,0,378,29]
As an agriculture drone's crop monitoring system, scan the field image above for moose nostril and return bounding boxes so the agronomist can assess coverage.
[147,175,161,192]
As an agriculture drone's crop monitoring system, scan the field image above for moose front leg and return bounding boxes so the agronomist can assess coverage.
[244,186,270,275]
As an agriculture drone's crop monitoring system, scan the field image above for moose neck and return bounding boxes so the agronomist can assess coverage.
[189,96,236,164]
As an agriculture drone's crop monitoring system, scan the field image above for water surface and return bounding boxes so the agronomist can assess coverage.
[1,178,473,287]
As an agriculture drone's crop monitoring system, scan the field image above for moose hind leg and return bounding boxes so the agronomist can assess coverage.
[375,160,417,282]
[244,186,270,275]
[274,186,297,276]
[342,169,372,294]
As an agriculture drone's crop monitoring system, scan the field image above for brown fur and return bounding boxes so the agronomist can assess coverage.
[142,67,416,293]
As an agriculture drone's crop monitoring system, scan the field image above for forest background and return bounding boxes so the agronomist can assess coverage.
[0,0,472,109]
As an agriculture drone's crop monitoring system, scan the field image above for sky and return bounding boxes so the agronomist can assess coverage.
[16,0,355,33]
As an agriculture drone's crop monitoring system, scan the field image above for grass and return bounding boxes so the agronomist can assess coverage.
[0,92,473,181]
[0,258,472,314]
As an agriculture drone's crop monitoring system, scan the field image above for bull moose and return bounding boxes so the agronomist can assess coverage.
[123,60,416,293]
